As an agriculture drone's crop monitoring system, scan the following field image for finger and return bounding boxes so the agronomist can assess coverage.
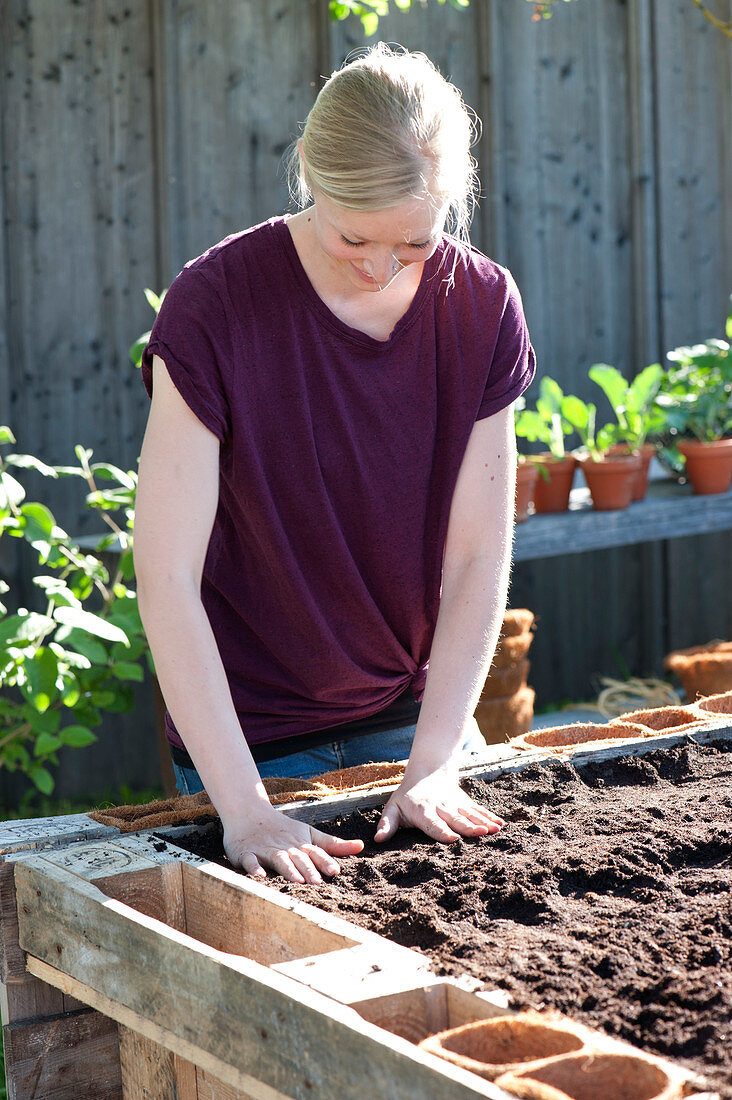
[271,850,306,885]
[302,844,341,877]
[448,806,502,834]
[238,852,267,879]
[455,797,505,828]
[436,807,494,837]
[374,801,401,843]
[411,806,461,843]
[310,828,364,856]
[287,848,323,886]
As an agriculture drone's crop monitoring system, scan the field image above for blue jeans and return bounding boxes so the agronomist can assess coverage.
[172,718,486,796]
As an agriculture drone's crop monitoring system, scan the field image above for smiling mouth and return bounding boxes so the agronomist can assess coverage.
[350,263,377,283]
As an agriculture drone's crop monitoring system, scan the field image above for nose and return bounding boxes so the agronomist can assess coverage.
[363,250,401,285]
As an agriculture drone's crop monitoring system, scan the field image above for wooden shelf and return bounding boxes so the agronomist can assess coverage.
[513,478,732,562]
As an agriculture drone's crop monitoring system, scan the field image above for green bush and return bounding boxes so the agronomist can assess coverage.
[0,428,149,795]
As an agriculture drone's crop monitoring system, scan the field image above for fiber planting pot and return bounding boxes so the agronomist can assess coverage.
[492,630,534,670]
[693,690,732,719]
[502,609,535,636]
[516,461,539,522]
[677,437,732,496]
[474,685,535,744]
[495,1051,682,1100]
[481,658,530,700]
[419,1013,585,1082]
[608,443,655,502]
[664,641,732,700]
[578,452,641,511]
[610,705,704,735]
[530,454,577,514]
[512,721,650,752]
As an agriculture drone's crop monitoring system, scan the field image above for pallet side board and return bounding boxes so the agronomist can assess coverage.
[13,853,512,1100]
[280,720,732,824]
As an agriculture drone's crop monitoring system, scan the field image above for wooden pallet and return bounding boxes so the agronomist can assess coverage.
[2,723,728,1100]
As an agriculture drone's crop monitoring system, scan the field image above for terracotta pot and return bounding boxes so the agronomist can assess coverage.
[607,443,655,502]
[677,437,732,495]
[515,461,539,523]
[578,452,641,511]
[531,454,577,513]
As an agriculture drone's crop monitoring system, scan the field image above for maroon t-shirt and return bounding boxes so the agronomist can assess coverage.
[142,216,535,752]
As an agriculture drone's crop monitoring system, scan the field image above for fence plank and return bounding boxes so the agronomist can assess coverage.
[1,1,732,797]
[154,0,324,281]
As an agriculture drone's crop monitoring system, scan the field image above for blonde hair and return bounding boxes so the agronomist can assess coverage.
[286,43,479,246]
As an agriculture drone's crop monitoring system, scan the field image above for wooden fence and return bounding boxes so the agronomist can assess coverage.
[0,0,731,799]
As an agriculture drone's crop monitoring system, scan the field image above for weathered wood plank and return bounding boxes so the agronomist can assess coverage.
[15,861,510,1100]
[155,0,323,278]
[513,480,732,561]
[271,942,436,1004]
[118,1025,196,1100]
[3,1007,122,1100]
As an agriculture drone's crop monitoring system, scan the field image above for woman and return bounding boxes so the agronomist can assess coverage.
[134,44,535,885]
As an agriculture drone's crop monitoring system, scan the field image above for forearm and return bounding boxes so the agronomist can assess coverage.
[137,577,270,821]
[407,539,512,774]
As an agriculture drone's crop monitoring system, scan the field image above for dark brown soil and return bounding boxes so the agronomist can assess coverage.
[169,738,732,1097]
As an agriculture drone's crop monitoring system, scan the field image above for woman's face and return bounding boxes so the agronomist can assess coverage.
[310,189,447,294]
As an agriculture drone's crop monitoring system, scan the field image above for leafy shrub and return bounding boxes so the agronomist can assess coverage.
[0,428,148,794]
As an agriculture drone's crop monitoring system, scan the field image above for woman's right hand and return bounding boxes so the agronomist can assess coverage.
[223,805,364,884]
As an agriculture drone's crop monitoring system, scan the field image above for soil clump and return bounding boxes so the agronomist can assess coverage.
[169,738,732,1096]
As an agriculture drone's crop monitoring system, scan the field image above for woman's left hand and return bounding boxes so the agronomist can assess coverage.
[374,767,504,844]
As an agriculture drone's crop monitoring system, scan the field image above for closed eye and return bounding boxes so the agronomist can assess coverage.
[340,235,432,250]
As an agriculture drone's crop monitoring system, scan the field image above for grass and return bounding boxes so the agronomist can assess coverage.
[0,783,164,1097]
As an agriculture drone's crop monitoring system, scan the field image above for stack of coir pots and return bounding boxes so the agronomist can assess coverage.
[475,609,535,744]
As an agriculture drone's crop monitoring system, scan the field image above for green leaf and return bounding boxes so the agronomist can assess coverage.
[0,426,16,445]
[59,673,81,708]
[111,661,145,682]
[54,627,109,665]
[89,690,116,708]
[23,647,60,713]
[0,470,25,510]
[28,765,55,795]
[24,706,61,734]
[59,724,97,748]
[90,463,136,489]
[53,606,129,645]
[588,364,628,412]
[0,611,55,647]
[5,453,58,479]
[20,501,56,539]
[34,732,63,756]
[361,11,379,34]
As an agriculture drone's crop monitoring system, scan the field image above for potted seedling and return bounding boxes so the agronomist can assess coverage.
[562,395,641,511]
[514,377,578,513]
[655,302,732,495]
[587,363,664,501]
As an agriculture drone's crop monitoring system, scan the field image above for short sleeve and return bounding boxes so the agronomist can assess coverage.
[477,272,536,420]
[141,266,233,441]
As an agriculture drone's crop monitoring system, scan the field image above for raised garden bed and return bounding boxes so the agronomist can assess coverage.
[173,735,732,1098]
[1,725,729,1099]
